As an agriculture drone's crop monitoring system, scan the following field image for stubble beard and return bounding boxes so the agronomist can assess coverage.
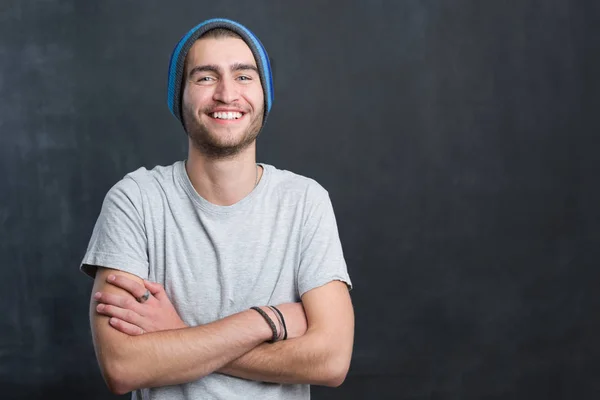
[183,102,264,160]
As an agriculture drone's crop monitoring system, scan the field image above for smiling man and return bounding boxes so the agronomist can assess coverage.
[80,18,354,400]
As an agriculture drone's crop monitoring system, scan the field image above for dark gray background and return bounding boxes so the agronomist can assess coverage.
[1,0,599,399]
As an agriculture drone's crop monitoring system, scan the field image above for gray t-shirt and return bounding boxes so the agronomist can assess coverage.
[81,160,352,400]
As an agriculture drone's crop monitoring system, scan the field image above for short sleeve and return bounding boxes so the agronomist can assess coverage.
[297,186,352,297]
[80,176,149,280]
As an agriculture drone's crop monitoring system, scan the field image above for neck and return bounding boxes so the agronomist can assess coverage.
[185,140,263,206]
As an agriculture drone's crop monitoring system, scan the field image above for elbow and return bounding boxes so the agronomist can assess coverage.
[103,363,133,395]
[105,378,131,396]
[93,334,149,394]
[321,354,351,387]
[100,357,139,395]
[323,368,349,388]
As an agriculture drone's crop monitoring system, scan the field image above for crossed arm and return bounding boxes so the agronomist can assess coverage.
[89,267,354,394]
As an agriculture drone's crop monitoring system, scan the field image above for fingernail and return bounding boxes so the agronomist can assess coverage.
[96,304,104,311]
[108,275,115,281]
[93,292,101,299]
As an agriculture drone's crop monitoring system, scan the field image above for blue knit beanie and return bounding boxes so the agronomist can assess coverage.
[167,18,274,127]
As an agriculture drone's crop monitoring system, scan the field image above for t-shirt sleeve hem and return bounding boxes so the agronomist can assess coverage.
[80,251,148,280]
[298,274,353,298]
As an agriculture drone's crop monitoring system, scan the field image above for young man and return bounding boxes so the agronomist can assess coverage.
[81,18,354,399]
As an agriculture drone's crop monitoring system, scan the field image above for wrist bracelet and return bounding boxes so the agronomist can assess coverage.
[269,305,288,340]
[267,306,284,341]
[250,306,278,343]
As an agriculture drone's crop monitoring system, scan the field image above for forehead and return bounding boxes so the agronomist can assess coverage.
[185,37,257,70]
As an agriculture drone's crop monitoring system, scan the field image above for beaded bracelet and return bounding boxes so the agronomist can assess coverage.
[250,306,278,343]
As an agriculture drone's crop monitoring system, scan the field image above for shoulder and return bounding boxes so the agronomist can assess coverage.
[101,161,182,212]
[108,161,182,197]
[124,161,181,188]
[262,164,330,204]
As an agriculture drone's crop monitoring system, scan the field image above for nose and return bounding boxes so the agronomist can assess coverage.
[213,77,239,104]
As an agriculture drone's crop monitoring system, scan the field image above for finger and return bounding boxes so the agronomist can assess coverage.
[108,317,145,336]
[107,274,147,301]
[96,303,143,327]
[144,280,164,297]
[94,291,140,313]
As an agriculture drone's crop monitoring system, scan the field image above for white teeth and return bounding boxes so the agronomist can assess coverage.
[211,112,242,120]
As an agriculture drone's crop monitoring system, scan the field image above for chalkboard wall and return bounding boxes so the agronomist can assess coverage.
[1,1,599,399]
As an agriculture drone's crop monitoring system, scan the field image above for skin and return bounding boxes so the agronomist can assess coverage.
[182,36,266,206]
[182,36,265,161]
[94,275,308,342]
[89,36,354,394]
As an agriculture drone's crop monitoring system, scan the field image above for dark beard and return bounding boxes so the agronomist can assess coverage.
[182,103,263,160]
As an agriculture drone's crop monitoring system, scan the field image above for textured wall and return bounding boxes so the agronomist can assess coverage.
[1,1,599,398]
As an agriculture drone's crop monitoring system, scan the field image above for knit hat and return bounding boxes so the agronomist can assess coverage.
[167,18,274,128]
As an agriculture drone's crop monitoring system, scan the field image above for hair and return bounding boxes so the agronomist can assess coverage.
[200,28,243,41]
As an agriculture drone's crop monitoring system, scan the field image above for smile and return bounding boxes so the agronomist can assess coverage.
[210,111,244,120]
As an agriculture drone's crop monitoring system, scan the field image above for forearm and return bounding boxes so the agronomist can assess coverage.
[94,309,270,394]
[219,282,355,387]
[218,331,347,387]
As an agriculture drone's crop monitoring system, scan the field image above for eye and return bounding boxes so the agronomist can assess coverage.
[193,76,216,84]
[237,75,252,82]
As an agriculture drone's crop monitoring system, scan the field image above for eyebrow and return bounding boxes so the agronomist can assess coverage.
[231,63,258,73]
[188,63,258,78]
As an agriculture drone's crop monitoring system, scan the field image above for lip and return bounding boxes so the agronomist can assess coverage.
[205,109,246,124]
[210,108,246,113]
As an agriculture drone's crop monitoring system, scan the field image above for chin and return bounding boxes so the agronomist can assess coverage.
[182,109,262,158]
[188,129,258,159]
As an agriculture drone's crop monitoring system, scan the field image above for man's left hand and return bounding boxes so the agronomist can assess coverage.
[93,274,188,336]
